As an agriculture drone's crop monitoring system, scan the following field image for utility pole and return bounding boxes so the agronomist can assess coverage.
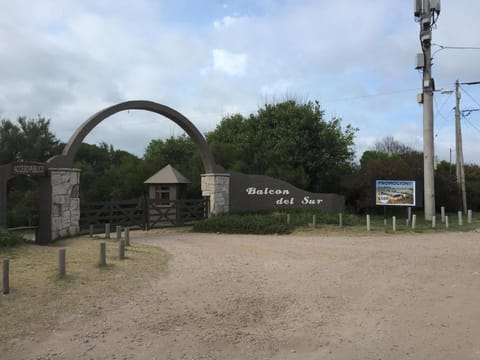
[415,0,441,221]
[455,80,467,213]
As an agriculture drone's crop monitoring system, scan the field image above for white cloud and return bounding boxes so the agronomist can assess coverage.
[212,49,248,76]
[213,16,239,29]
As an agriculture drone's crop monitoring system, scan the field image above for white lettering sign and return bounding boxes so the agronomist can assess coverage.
[246,187,290,195]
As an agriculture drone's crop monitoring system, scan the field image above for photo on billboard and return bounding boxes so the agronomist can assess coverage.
[375,180,416,207]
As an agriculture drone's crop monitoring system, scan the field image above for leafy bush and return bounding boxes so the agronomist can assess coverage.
[0,229,25,248]
[193,212,294,234]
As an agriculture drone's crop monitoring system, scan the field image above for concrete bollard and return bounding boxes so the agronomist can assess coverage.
[116,225,122,240]
[441,206,445,223]
[339,213,343,228]
[99,242,106,266]
[287,214,291,225]
[468,209,473,224]
[125,227,130,246]
[312,215,316,229]
[366,215,371,231]
[119,240,125,260]
[392,216,396,232]
[411,214,416,229]
[58,248,66,278]
[2,259,9,295]
[105,223,110,239]
[445,215,449,228]
[458,211,463,226]
[432,216,436,228]
[89,224,94,238]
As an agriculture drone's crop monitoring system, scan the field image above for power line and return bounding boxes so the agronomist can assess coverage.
[463,115,480,134]
[432,43,480,50]
[460,85,480,109]
[431,43,480,56]
[325,88,419,103]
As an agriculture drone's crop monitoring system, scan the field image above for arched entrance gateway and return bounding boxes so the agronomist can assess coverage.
[37,100,230,244]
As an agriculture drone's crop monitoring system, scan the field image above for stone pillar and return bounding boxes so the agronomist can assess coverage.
[50,168,81,240]
[201,173,230,215]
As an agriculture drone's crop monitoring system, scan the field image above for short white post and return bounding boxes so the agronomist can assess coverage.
[445,215,449,228]
[125,227,130,246]
[105,223,110,239]
[286,214,291,225]
[99,242,106,266]
[366,215,371,231]
[119,240,125,260]
[392,216,396,232]
[458,211,463,226]
[441,206,446,223]
[312,215,316,229]
[467,209,473,224]
[2,259,9,295]
[89,224,94,237]
[58,248,66,278]
[432,216,436,228]
[116,225,122,240]
[411,214,416,229]
[339,213,343,228]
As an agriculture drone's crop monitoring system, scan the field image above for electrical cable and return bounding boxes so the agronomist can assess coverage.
[325,88,419,103]
[463,115,480,134]
[460,85,480,110]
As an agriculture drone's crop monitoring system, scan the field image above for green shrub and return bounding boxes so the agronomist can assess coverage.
[193,212,294,234]
[0,229,25,248]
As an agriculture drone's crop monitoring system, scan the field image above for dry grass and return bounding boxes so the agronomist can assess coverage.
[0,236,170,347]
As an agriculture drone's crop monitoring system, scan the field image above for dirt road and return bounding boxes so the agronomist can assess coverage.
[4,230,480,359]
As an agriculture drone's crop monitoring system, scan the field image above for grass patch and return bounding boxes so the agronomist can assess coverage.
[193,212,294,234]
[0,236,170,348]
[192,210,480,235]
[0,229,26,249]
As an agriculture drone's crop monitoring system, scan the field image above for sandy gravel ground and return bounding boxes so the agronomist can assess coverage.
[4,230,480,360]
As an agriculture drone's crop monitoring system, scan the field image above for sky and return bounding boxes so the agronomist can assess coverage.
[1,0,480,165]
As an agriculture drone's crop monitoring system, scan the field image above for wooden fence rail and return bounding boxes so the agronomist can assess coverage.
[80,197,208,230]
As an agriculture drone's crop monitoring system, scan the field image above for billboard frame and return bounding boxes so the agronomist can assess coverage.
[374,180,418,207]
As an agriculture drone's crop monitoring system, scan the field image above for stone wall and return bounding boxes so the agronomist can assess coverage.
[50,168,80,239]
[201,173,230,215]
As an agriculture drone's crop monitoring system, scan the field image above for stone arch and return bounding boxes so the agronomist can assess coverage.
[38,100,229,244]
[47,100,220,173]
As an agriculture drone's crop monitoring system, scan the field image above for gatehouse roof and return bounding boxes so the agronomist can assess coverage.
[144,164,191,184]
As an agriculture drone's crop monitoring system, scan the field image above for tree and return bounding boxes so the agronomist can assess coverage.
[0,116,62,163]
[0,116,62,226]
[373,136,412,155]
[346,138,423,213]
[207,100,357,193]
[75,143,147,202]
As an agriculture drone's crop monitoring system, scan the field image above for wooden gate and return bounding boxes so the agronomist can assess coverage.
[80,197,208,229]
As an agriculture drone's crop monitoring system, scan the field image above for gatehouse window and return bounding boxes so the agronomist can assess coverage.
[156,185,170,205]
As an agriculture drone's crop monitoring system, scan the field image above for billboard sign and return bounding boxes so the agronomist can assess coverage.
[375,180,416,207]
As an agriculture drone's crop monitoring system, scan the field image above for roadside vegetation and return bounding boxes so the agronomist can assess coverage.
[193,210,479,235]
[0,229,25,249]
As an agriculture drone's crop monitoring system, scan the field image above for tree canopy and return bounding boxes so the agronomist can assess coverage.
[207,100,357,193]
[0,116,62,163]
